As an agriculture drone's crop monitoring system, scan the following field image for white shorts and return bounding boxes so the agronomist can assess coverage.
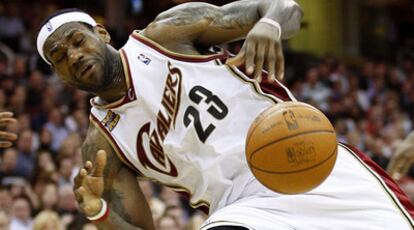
[200,144,414,230]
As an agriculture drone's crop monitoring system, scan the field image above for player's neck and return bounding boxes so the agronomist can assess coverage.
[96,50,127,103]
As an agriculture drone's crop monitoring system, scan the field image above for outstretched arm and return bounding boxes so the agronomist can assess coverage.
[144,0,303,81]
[74,125,154,230]
[387,131,414,180]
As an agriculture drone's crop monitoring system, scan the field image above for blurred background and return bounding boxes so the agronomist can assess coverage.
[0,0,413,229]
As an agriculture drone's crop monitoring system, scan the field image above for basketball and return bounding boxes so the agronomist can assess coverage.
[246,101,338,194]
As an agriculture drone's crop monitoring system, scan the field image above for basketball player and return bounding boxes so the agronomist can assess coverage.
[36,1,414,229]
[388,131,414,180]
[0,112,17,148]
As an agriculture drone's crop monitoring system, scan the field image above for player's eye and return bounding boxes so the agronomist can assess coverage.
[53,51,65,64]
[73,34,85,46]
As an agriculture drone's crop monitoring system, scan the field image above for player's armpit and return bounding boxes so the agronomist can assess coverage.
[74,125,154,230]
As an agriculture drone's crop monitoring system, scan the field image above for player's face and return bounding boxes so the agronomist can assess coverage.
[43,22,112,93]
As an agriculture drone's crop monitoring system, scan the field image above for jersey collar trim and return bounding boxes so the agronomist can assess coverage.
[91,49,137,110]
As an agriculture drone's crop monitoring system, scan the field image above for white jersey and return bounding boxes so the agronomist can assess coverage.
[90,32,414,229]
[90,31,295,213]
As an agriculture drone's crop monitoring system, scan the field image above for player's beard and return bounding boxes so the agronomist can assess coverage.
[77,45,118,93]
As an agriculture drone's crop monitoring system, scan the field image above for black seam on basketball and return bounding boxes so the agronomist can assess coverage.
[250,145,337,174]
[246,105,325,148]
[249,130,335,163]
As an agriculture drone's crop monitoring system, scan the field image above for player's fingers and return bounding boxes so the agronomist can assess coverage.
[75,168,88,187]
[226,50,245,67]
[84,161,93,173]
[275,43,285,80]
[92,150,107,177]
[74,187,83,203]
[0,131,18,142]
[267,42,277,82]
[0,118,17,127]
[254,42,266,82]
[0,142,13,148]
[245,40,256,75]
[0,112,13,119]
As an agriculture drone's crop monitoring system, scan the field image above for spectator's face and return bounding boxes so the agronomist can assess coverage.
[160,187,180,206]
[43,22,113,93]
[0,212,10,230]
[48,109,62,125]
[158,216,179,230]
[2,149,17,170]
[166,207,185,229]
[0,190,12,212]
[42,220,60,230]
[41,184,58,209]
[11,199,30,222]
[59,158,73,178]
[17,130,32,153]
[58,187,77,211]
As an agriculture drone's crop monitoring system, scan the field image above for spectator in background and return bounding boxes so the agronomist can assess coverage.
[0,211,10,230]
[44,108,69,153]
[0,188,12,213]
[57,157,74,187]
[0,148,18,181]
[138,179,165,221]
[165,205,187,230]
[156,214,180,230]
[58,185,85,230]
[0,2,25,52]
[33,210,63,230]
[185,211,207,230]
[301,67,331,111]
[14,130,35,180]
[39,183,58,211]
[9,197,32,230]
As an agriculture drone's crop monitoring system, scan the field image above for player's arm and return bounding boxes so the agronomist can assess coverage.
[387,131,414,180]
[143,0,303,81]
[74,125,154,230]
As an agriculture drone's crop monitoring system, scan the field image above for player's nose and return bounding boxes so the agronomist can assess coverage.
[68,48,84,70]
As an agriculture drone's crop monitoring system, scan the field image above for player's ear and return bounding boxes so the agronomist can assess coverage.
[93,24,111,44]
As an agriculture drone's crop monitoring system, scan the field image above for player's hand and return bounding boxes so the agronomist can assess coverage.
[387,140,414,181]
[0,112,17,148]
[226,21,284,82]
[74,150,107,217]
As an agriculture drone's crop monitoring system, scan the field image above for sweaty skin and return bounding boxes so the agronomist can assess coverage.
[42,1,303,229]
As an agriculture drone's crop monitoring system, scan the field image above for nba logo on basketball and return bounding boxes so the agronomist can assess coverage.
[283,110,299,130]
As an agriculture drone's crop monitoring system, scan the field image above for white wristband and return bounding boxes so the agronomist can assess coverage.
[259,18,282,40]
[87,199,108,221]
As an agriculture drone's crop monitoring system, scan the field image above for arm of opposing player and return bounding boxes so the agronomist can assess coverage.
[74,125,154,230]
[144,0,303,81]
[387,131,414,181]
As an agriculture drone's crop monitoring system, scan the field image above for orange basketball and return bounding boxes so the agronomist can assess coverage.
[246,102,338,194]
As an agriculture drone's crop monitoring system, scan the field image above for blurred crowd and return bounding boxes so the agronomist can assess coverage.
[0,0,414,230]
